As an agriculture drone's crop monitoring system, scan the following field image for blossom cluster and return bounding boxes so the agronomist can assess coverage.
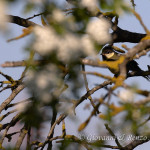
[27,3,112,103]
[33,18,111,63]
[25,64,63,103]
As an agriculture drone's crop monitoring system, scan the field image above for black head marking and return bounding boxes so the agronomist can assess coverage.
[101,46,114,55]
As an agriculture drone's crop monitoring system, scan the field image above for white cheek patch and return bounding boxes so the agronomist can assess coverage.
[105,52,114,59]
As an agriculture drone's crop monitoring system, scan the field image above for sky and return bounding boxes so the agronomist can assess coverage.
[0,0,150,149]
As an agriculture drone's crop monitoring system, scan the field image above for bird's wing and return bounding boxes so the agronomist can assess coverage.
[127,60,150,80]
[127,60,142,72]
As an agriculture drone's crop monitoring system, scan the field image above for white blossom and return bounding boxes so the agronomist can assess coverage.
[41,92,52,103]
[81,35,96,56]
[26,64,62,90]
[33,27,83,61]
[57,33,81,62]
[0,0,10,31]
[33,26,59,55]
[52,9,65,22]
[86,18,111,44]
[25,64,63,102]
[118,89,135,103]
[80,0,97,12]
[16,101,31,113]
[36,72,50,89]
[33,26,96,63]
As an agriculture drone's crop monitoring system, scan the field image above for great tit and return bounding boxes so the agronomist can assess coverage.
[101,45,150,80]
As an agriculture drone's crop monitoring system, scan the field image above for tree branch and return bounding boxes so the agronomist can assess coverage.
[124,138,149,150]
[8,15,38,27]
[0,84,25,113]
[7,14,147,43]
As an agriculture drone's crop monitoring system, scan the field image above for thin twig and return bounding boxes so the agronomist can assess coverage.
[82,65,99,114]
[15,124,29,149]
[0,109,17,121]
[26,12,45,20]
[0,84,25,113]
[0,113,20,145]
[131,9,149,34]
[105,124,123,149]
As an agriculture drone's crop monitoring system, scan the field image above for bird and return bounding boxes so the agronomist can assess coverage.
[101,45,150,80]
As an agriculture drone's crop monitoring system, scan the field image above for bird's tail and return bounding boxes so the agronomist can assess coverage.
[127,61,150,81]
[144,75,150,81]
[141,65,150,81]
